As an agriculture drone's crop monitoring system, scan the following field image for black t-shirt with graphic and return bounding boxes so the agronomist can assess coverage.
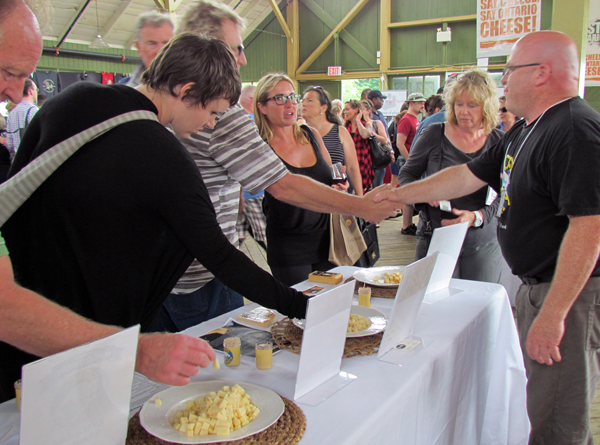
[467,97,600,279]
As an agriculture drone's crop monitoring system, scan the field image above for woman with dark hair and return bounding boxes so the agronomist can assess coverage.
[400,69,503,283]
[343,99,374,192]
[255,74,340,285]
[301,86,363,195]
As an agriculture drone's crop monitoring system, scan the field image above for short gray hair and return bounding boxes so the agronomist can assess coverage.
[135,11,174,41]
[177,0,245,39]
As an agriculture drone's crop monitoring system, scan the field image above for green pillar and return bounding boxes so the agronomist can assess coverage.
[552,0,589,96]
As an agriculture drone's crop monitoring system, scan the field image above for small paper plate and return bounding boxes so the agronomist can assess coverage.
[353,266,406,288]
[292,305,387,338]
[140,380,284,444]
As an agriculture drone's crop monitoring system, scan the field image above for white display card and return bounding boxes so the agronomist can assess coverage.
[294,281,356,404]
[378,253,439,365]
[423,222,469,304]
[20,325,140,445]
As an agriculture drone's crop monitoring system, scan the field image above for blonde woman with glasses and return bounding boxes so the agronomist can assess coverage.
[399,68,504,283]
[255,73,341,285]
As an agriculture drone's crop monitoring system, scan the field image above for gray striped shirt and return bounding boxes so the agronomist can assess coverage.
[172,104,288,294]
[6,101,38,152]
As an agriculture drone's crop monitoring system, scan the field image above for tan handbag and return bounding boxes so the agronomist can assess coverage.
[329,214,368,266]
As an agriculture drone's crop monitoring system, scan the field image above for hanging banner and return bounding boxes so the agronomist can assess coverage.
[477,0,542,58]
[586,0,600,86]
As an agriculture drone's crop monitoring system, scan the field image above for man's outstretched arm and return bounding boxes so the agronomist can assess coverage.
[0,255,214,385]
[373,164,487,207]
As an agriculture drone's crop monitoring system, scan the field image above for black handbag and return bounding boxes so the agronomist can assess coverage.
[368,135,393,169]
[353,218,380,267]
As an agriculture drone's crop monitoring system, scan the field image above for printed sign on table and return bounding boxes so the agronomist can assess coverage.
[586,0,600,86]
[477,0,542,58]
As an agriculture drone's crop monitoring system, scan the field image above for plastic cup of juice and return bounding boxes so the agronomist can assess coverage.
[255,342,273,370]
[14,380,21,411]
[223,337,241,367]
[358,286,371,308]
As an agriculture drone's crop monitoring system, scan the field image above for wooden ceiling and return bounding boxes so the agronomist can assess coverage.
[45,0,277,48]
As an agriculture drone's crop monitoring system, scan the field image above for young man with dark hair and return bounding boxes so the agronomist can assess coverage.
[1,34,311,402]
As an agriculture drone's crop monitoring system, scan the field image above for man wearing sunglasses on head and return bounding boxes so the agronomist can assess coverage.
[151,0,398,333]
[375,30,600,443]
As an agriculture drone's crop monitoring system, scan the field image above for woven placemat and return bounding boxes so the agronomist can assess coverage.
[271,318,383,358]
[126,396,305,445]
[344,277,398,299]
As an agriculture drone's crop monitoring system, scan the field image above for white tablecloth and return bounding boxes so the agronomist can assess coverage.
[0,267,530,444]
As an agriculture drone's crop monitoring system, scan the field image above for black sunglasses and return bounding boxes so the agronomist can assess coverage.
[265,94,302,105]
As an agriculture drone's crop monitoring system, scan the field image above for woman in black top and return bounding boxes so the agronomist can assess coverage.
[255,74,341,286]
[399,69,503,284]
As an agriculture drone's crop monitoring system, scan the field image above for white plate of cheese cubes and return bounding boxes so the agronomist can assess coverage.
[292,305,387,338]
[353,266,406,288]
[140,380,285,444]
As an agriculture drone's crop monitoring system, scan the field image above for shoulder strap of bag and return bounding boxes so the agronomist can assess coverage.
[23,106,35,127]
[0,110,159,226]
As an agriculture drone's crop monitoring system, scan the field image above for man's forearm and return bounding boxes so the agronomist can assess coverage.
[396,134,409,160]
[0,271,120,357]
[394,164,485,204]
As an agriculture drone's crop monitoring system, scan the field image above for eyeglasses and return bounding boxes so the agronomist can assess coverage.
[265,94,302,105]
[502,63,542,77]
[499,107,508,113]
[229,43,245,56]
[457,73,488,85]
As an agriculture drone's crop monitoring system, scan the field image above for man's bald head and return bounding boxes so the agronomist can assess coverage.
[0,0,42,103]
[513,31,579,91]
[503,31,580,122]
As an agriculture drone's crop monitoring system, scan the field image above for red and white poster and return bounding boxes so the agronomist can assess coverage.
[477,0,542,58]
[586,0,600,86]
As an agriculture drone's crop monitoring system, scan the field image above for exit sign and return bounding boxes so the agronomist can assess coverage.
[328,66,342,76]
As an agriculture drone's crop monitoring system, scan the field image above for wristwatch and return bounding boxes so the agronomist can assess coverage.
[473,210,483,228]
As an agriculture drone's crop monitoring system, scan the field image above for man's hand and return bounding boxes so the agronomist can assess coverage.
[361,184,402,222]
[372,185,404,207]
[441,208,476,227]
[136,333,216,386]
[525,312,564,365]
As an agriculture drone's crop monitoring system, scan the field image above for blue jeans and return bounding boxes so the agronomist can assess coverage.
[151,277,244,332]
[372,167,385,188]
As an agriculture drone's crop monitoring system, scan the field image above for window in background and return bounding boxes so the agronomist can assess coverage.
[392,77,407,91]
[341,78,380,102]
[424,75,441,96]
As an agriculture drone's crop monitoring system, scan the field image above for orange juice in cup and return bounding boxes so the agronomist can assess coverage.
[223,337,241,367]
[255,342,273,370]
[358,286,371,308]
